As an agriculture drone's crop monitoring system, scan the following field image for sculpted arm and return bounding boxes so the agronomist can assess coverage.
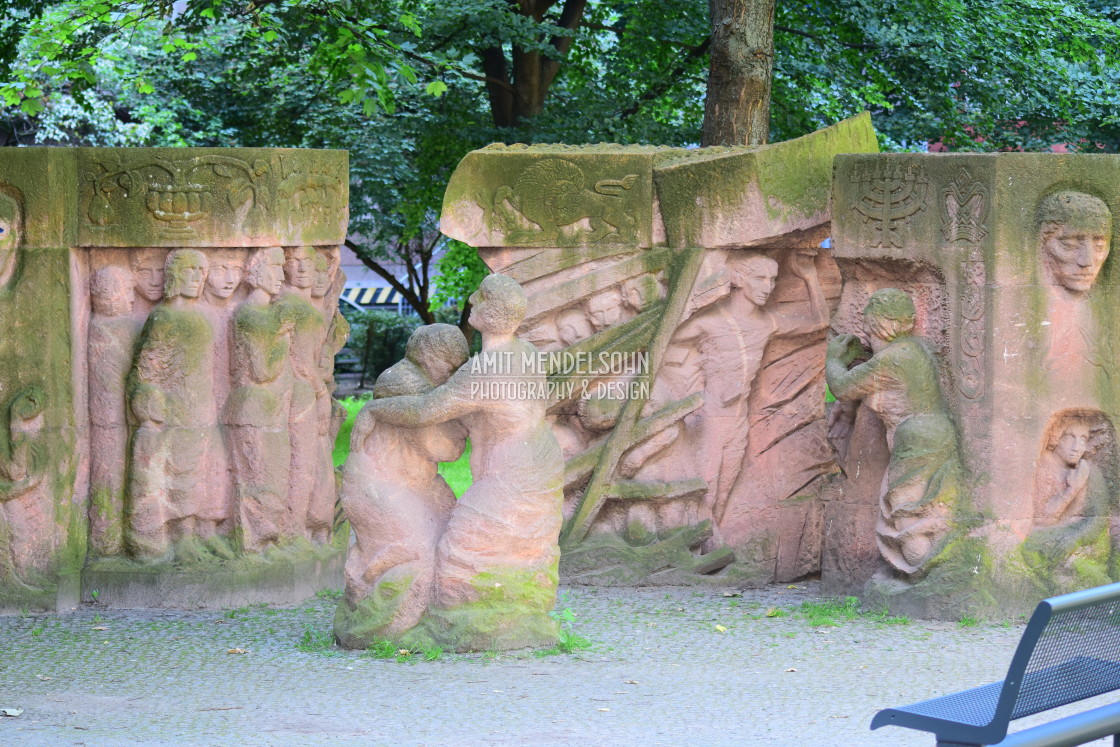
[825,336,893,402]
[775,250,829,337]
[354,367,476,436]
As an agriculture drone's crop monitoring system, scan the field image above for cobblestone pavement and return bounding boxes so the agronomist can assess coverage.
[1,582,1115,746]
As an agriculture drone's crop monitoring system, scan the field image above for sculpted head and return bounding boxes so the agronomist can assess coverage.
[556,306,592,347]
[728,254,779,307]
[90,265,135,317]
[406,323,469,385]
[311,251,333,299]
[1038,191,1112,296]
[863,288,916,344]
[131,248,167,303]
[1052,421,1091,468]
[623,274,662,312]
[245,247,286,297]
[205,250,244,300]
[0,187,23,285]
[284,245,316,290]
[468,274,527,336]
[587,287,623,331]
[164,249,208,300]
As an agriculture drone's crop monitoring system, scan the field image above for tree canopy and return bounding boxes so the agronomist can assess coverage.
[3,0,1119,321]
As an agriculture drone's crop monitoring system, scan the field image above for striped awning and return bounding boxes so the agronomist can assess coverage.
[342,286,405,306]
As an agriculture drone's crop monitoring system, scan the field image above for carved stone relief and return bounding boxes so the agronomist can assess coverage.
[940,167,989,244]
[78,149,348,248]
[490,159,640,246]
[0,386,51,585]
[84,244,346,563]
[0,185,23,289]
[850,161,929,249]
[1021,409,1117,592]
[825,289,965,581]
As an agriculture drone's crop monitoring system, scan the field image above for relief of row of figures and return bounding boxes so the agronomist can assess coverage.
[86,246,349,562]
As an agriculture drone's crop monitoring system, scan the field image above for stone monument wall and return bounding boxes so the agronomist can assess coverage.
[828,153,1120,618]
[441,114,878,586]
[0,147,349,611]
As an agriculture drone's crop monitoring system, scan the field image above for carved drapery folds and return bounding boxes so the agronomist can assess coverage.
[87,244,346,563]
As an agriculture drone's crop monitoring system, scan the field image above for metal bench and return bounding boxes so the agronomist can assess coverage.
[871,582,1120,747]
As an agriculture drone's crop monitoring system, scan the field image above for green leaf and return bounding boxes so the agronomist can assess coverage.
[425,80,448,97]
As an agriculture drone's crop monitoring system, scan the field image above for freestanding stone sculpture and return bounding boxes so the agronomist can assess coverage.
[439,115,878,585]
[335,324,468,646]
[0,147,349,612]
[338,275,565,651]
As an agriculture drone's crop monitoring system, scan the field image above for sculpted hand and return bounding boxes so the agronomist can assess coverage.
[788,248,819,280]
[1068,459,1092,493]
[828,334,866,366]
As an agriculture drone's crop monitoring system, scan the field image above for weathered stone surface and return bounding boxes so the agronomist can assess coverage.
[0,147,348,612]
[439,115,878,587]
[337,276,564,652]
[828,152,1120,618]
[0,149,80,613]
[78,148,348,248]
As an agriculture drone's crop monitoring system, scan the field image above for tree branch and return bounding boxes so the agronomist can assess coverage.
[620,37,710,119]
[344,238,434,322]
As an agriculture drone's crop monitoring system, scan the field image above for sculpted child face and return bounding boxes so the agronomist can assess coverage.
[1054,423,1091,468]
[206,252,244,299]
[1039,192,1112,296]
[132,250,166,302]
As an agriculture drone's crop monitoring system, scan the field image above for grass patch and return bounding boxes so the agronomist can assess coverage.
[363,638,441,662]
[795,596,911,627]
[958,615,982,628]
[315,587,344,601]
[296,627,336,653]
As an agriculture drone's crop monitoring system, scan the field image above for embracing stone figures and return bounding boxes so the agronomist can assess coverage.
[336,275,565,651]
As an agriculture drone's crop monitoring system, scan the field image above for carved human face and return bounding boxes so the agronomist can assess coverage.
[284,247,315,289]
[132,251,165,302]
[312,262,333,299]
[1043,222,1111,295]
[91,270,134,317]
[556,310,591,347]
[179,259,206,298]
[739,262,778,307]
[1054,423,1091,468]
[587,289,622,331]
[264,252,286,296]
[206,254,244,299]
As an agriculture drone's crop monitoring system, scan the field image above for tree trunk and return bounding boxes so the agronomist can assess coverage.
[701,0,775,147]
[481,0,589,129]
